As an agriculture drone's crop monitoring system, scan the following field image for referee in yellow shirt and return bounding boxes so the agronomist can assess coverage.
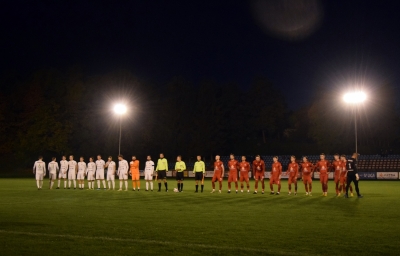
[193,155,205,193]
[175,155,186,192]
[156,153,169,192]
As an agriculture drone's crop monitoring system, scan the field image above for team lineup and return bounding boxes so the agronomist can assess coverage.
[32,152,363,198]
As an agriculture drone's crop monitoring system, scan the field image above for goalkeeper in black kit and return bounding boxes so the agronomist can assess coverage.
[345,153,363,198]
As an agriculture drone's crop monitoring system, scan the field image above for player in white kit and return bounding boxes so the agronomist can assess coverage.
[145,155,155,191]
[33,156,46,189]
[77,157,87,190]
[86,157,96,190]
[117,154,129,191]
[48,157,59,189]
[68,155,78,189]
[105,156,116,190]
[57,155,68,189]
[95,155,106,190]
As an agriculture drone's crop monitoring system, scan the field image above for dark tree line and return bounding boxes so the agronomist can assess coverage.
[1,69,399,169]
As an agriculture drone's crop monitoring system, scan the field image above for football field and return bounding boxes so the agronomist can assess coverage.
[0,179,399,256]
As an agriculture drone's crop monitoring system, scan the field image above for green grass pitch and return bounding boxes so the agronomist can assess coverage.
[0,178,399,256]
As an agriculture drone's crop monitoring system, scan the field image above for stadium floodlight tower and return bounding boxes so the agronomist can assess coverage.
[343,91,366,154]
[113,103,127,155]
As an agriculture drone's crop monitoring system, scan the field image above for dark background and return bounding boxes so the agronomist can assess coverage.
[1,0,400,169]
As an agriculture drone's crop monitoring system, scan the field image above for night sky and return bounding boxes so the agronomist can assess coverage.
[2,0,400,109]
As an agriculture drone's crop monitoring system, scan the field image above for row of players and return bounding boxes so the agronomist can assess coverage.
[32,153,363,198]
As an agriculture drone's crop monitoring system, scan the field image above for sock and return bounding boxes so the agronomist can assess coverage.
[97,180,100,188]
[50,181,54,189]
[289,184,292,191]
[261,181,265,190]
[39,180,43,188]
[255,180,258,190]
[305,185,308,192]
[165,182,168,190]
[295,184,297,192]
[68,180,71,188]
[278,184,281,192]
[88,182,91,189]
[58,180,60,187]
[132,181,135,189]
[82,183,84,189]
[36,180,40,188]
[241,184,244,189]
[119,181,122,189]
[124,181,128,189]
[137,181,140,189]
[146,181,149,190]
[201,184,203,192]
[350,186,353,192]
[102,180,106,188]
[150,182,153,190]
[212,182,215,189]
[235,182,238,190]
[228,183,231,190]
[309,185,312,192]
[158,183,161,190]
[270,184,273,191]
[64,180,66,188]
[108,181,111,188]
[73,180,76,188]
[112,180,115,189]
[219,181,222,190]
[181,183,184,191]
[247,183,249,189]
[196,184,198,192]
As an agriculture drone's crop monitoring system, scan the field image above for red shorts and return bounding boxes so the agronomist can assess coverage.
[340,176,347,184]
[212,175,223,182]
[319,174,328,183]
[240,173,249,182]
[254,172,264,181]
[334,176,340,183]
[269,177,280,185]
[228,172,238,182]
[288,176,297,185]
[302,176,312,184]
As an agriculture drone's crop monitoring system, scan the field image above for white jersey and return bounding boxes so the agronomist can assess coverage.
[78,162,87,173]
[145,160,155,172]
[33,160,46,174]
[68,160,77,172]
[48,161,59,174]
[96,159,105,171]
[106,161,116,175]
[87,162,96,174]
[60,160,68,173]
[118,159,129,174]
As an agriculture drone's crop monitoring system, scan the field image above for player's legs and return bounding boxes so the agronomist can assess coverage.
[269,178,274,193]
[261,177,265,193]
[308,180,312,195]
[288,178,292,193]
[211,176,216,192]
[303,178,308,194]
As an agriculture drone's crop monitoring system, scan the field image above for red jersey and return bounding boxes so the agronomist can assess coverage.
[340,161,347,177]
[316,160,330,175]
[239,161,250,174]
[287,162,299,178]
[271,162,282,178]
[301,162,314,176]
[252,160,265,173]
[214,161,224,175]
[332,160,342,178]
[228,160,239,172]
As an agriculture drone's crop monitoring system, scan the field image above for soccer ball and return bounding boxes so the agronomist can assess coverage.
[173,188,179,193]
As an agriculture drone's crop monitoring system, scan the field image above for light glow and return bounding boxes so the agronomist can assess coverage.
[343,92,367,104]
[113,103,127,115]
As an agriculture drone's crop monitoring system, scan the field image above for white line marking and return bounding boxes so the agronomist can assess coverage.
[0,229,308,255]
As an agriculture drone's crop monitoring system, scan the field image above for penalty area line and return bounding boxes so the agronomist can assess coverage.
[0,229,307,255]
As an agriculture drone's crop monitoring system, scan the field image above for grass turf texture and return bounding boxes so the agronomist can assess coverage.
[0,179,399,256]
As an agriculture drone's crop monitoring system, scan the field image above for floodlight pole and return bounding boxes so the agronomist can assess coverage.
[354,106,358,154]
[118,117,122,155]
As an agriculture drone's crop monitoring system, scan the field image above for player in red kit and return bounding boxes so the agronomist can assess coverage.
[301,156,314,196]
[252,155,265,194]
[239,156,250,193]
[286,156,299,195]
[211,155,224,193]
[331,153,342,196]
[269,156,282,195]
[339,155,353,197]
[227,154,239,194]
[315,153,331,196]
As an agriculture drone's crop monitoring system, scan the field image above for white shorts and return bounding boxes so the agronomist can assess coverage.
[77,172,85,180]
[68,171,76,180]
[144,171,153,180]
[96,170,105,180]
[119,171,128,180]
[58,171,67,179]
[49,173,57,180]
[87,171,95,181]
[107,173,115,181]
[35,172,44,180]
